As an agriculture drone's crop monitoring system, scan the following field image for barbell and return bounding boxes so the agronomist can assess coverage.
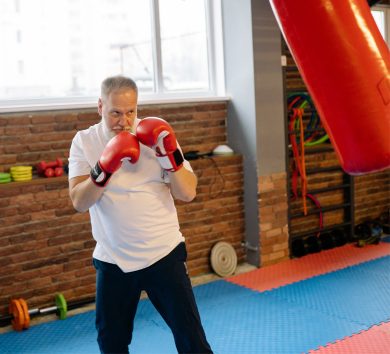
[4,294,67,331]
[1,294,96,332]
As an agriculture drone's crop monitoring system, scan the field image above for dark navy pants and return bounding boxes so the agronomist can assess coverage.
[93,242,213,354]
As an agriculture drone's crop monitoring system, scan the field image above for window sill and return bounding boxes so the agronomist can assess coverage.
[0,95,231,114]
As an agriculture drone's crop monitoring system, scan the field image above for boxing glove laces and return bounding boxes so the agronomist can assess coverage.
[90,132,140,187]
[136,117,184,172]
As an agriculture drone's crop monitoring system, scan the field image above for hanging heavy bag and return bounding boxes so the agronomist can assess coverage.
[269,0,390,175]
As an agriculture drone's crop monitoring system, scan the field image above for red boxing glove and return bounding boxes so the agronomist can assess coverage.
[136,117,184,172]
[90,132,140,187]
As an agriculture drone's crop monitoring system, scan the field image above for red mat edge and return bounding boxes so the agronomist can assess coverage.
[304,320,390,354]
[226,241,390,292]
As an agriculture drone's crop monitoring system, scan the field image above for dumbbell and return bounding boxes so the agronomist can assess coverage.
[44,167,64,178]
[4,294,67,331]
[37,158,63,176]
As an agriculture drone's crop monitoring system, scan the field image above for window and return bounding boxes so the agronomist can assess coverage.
[18,61,23,74]
[0,0,225,113]
[371,6,390,49]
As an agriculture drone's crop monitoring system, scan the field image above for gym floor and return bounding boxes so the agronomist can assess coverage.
[0,237,389,354]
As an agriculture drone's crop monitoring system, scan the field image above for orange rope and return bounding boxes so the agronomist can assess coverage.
[290,108,307,215]
[299,110,307,215]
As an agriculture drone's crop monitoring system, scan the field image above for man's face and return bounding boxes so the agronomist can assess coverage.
[98,89,138,140]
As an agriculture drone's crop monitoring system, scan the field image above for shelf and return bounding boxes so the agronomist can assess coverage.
[289,183,351,199]
[0,174,69,189]
[288,144,334,156]
[290,222,352,239]
[287,108,319,115]
[288,127,326,135]
[0,155,243,190]
[285,67,299,72]
[289,166,343,178]
[307,183,350,194]
[291,203,351,219]
[286,87,308,93]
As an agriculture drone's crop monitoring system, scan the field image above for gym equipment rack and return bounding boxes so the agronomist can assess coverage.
[282,41,355,255]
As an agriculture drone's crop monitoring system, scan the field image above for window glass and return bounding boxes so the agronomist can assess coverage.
[0,0,154,100]
[159,0,209,92]
[371,10,386,41]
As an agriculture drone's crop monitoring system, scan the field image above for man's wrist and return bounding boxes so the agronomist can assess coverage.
[156,148,184,172]
[90,161,112,187]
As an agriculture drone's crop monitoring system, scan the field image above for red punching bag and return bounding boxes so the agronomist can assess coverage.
[270,0,390,175]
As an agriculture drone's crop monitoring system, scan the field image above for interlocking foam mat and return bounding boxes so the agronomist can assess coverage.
[0,239,389,354]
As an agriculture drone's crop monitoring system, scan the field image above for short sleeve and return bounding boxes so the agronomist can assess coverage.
[68,133,92,180]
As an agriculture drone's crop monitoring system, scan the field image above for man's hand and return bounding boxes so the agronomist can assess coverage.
[90,132,140,187]
[136,117,184,172]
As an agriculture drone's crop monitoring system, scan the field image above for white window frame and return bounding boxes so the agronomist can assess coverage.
[0,0,227,114]
[372,5,390,49]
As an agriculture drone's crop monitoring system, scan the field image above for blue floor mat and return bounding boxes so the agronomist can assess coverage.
[382,235,390,243]
[267,257,390,327]
[122,283,368,354]
[350,256,390,278]
[135,280,256,329]
[200,291,367,354]
[0,311,99,354]
[0,256,389,354]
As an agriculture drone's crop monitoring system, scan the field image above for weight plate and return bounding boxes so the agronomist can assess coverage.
[306,236,322,254]
[292,239,308,258]
[210,242,237,278]
[12,176,33,182]
[11,171,32,177]
[331,229,347,247]
[55,294,67,320]
[0,172,11,180]
[9,299,25,331]
[0,178,12,184]
[319,233,336,250]
[19,299,30,330]
[10,166,32,172]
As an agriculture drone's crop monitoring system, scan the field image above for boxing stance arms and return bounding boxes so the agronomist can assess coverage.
[136,117,197,202]
[69,132,140,213]
[69,118,196,212]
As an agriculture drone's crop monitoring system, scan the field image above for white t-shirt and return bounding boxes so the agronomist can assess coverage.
[68,118,193,272]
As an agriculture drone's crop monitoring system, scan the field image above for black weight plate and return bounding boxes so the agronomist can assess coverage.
[319,232,336,250]
[292,239,308,258]
[331,229,347,247]
[306,236,322,254]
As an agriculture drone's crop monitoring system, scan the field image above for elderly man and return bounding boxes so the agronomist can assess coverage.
[68,75,213,354]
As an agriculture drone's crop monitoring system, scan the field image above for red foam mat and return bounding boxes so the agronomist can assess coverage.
[305,321,390,354]
[227,241,390,292]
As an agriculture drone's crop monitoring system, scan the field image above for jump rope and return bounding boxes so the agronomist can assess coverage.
[288,93,327,235]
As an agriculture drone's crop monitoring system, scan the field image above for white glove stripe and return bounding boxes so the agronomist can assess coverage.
[154,131,170,155]
[157,155,174,170]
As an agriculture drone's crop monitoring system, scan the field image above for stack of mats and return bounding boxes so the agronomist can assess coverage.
[0,173,11,184]
[10,166,33,182]
[0,238,389,353]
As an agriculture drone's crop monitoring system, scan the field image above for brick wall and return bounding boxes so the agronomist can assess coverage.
[258,173,289,267]
[355,169,390,224]
[0,102,227,172]
[0,101,246,315]
[178,156,245,276]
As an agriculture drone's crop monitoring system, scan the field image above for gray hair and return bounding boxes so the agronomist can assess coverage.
[101,75,138,98]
